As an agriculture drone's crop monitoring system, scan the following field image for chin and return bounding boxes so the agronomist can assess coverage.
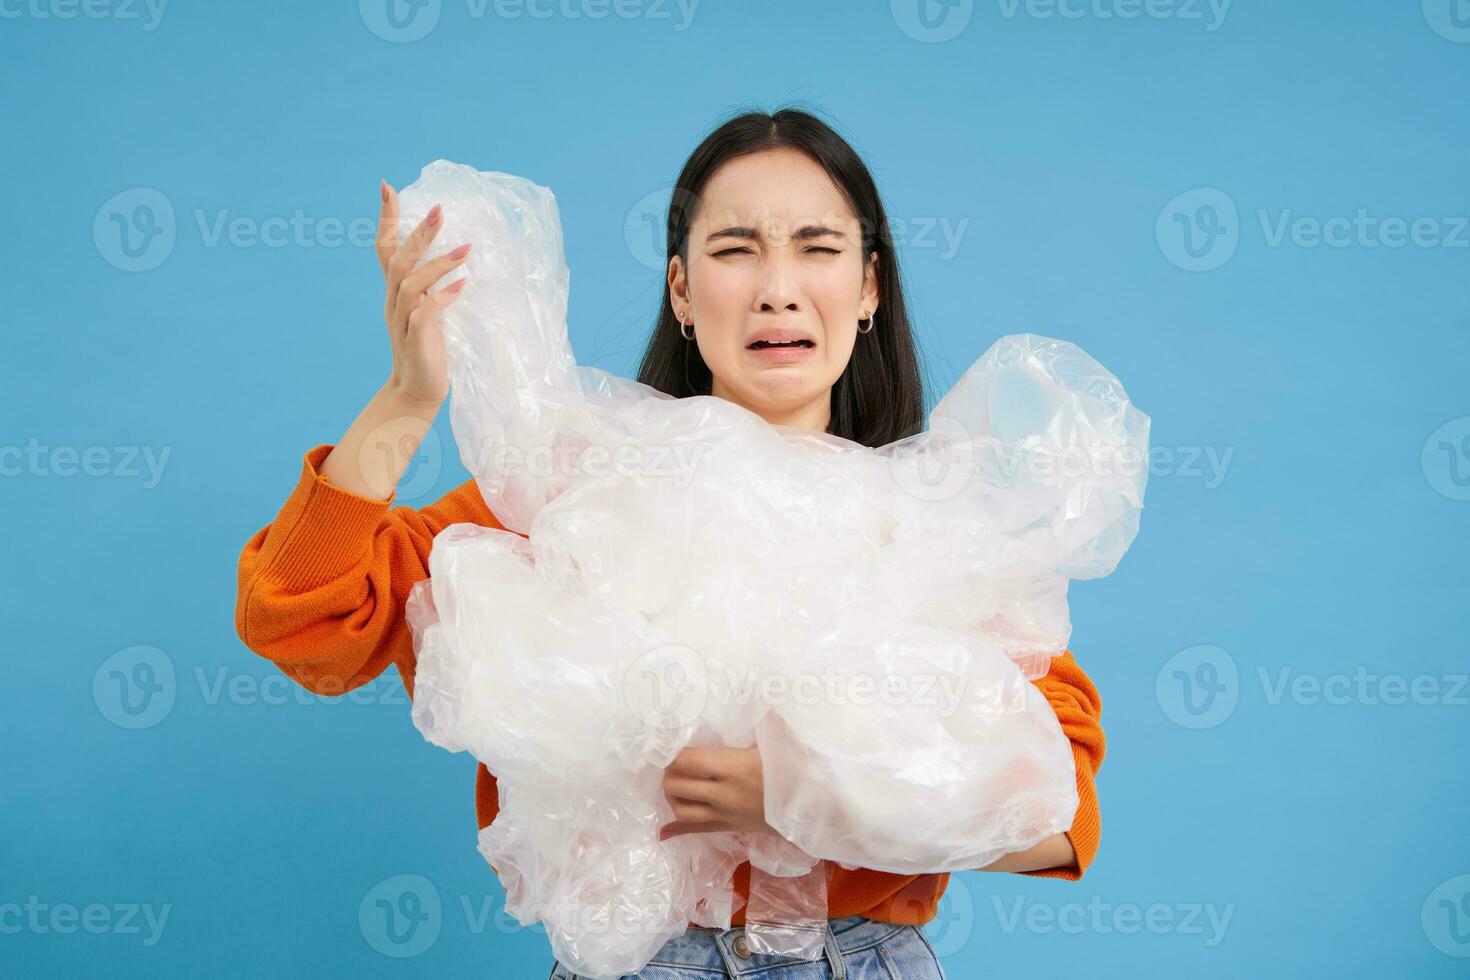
[742,370,823,403]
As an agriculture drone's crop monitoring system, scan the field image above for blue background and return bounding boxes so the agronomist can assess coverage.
[4,0,1468,976]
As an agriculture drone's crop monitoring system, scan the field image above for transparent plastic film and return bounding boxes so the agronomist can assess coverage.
[395,161,1150,978]
[743,859,830,959]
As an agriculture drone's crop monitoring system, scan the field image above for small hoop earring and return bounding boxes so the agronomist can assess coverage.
[858,309,876,334]
[679,314,695,341]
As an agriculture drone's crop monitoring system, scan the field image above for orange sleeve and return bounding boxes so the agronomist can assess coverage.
[234,443,506,698]
[1014,649,1106,881]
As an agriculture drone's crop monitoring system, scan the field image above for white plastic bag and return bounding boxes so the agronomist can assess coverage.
[396,161,1150,978]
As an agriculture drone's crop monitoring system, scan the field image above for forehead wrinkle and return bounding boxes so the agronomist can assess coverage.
[702,216,856,244]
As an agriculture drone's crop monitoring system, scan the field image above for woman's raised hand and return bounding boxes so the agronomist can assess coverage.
[375,179,471,405]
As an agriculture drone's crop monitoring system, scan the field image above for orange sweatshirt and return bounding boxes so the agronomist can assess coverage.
[234,443,1106,926]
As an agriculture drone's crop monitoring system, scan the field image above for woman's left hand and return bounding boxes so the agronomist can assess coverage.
[659,746,776,839]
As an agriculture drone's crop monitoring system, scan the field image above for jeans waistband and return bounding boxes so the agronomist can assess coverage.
[641,915,913,977]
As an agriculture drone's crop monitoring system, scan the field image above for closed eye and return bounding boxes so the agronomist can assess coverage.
[711,246,843,257]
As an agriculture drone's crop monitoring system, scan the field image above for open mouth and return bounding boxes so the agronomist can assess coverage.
[748,340,815,349]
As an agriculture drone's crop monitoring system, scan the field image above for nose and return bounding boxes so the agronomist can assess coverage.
[754,250,801,314]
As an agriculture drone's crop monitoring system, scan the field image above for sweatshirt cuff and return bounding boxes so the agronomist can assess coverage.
[263,444,396,592]
[1017,740,1100,881]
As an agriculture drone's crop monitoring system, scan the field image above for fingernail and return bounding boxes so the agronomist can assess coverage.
[428,204,442,225]
[447,278,467,293]
[449,244,471,259]
[380,180,389,203]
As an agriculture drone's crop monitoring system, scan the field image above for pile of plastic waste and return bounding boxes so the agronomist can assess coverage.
[397,161,1150,978]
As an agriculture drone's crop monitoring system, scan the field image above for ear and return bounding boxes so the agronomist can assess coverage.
[860,249,880,317]
[668,254,690,316]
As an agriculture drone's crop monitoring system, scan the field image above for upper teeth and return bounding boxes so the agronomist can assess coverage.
[755,340,807,347]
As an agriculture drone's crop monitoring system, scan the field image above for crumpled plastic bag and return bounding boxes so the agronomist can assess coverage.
[395,160,1150,978]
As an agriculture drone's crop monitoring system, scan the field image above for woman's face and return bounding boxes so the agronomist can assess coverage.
[668,148,880,431]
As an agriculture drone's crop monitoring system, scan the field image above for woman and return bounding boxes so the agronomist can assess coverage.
[234,107,1105,979]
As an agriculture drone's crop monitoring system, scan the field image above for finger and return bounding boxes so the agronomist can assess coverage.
[403,278,466,336]
[662,773,723,805]
[659,819,730,839]
[667,746,727,779]
[375,180,399,274]
[666,796,720,822]
[398,243,471,301]
[385,202,443,302]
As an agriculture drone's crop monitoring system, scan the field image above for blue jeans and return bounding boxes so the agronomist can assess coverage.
[549,914,949,978]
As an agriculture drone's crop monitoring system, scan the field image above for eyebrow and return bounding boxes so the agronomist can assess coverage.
[705,224,848,243]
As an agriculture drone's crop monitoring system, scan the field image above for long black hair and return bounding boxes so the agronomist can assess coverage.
[634,105,927,449]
